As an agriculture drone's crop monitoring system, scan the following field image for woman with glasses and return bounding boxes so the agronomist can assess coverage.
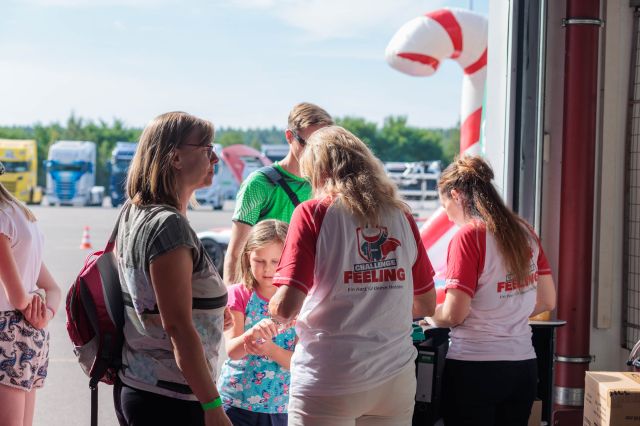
[113,111,233,426]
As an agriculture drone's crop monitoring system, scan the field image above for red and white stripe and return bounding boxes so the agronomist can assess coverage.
[385,8,488,278]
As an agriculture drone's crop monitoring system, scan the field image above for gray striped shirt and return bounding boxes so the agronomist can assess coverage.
[116,204,227,400]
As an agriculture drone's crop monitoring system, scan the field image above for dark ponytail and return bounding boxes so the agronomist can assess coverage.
[438,155,532,284]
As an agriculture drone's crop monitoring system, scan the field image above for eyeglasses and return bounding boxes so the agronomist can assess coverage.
[183,143,219,161]
[289,129,306,147]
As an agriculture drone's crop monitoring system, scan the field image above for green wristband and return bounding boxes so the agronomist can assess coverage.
[201,396,222,411]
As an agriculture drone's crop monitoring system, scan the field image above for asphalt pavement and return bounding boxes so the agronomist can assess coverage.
[30,199,437,426]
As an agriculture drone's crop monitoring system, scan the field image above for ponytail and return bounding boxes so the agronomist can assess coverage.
[438,156,531,283]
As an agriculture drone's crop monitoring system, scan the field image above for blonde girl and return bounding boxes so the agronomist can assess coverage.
[218,219,294,426]
[0,162,61,426]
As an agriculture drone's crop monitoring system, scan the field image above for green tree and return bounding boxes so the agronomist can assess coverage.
[216,130,245,147]
[439,126,460,165]
[378,116,443,162]
[336,116,379,152]
[0,115,459,187]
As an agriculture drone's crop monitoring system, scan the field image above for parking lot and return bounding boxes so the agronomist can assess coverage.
[30,200,437,426]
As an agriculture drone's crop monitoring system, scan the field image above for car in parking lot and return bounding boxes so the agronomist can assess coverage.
[198,227,231,277]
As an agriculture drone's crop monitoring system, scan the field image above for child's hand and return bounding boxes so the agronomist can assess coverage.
[243,334,274,357]
[223,307,234,331]
[246,319,279,341]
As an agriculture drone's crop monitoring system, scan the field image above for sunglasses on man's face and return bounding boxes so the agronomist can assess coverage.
[289,130,306,147]
[183,143,219,161]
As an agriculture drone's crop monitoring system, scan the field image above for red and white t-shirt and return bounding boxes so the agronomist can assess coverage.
[273,197,434,396]
[445,220,552,361]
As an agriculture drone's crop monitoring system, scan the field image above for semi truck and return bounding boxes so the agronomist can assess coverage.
[45,140,103,206]
[108,142,137,207]
[0,139,43,204]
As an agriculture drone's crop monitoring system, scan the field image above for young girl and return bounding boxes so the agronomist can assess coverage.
[218,219,294,426]
[0,163,61,426]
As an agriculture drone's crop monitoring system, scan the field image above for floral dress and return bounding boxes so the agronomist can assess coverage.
[218,284,296,413]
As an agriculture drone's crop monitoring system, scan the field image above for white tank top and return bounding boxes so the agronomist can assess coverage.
[0,203,44,311]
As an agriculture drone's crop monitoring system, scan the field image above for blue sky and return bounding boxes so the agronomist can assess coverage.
[0,0,487,130]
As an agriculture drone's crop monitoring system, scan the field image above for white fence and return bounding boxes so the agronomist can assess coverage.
[385,161,441,204]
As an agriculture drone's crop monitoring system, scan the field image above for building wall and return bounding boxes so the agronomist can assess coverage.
[541,0,633,370]
[590,0,633,369]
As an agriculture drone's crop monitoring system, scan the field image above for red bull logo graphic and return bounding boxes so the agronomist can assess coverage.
[357,226,401,262]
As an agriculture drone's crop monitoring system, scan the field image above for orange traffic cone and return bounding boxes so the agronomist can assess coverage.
[80,226,92,249]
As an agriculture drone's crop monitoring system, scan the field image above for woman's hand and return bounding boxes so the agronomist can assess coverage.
[21,294,50,329]
[204,408,232,426]
[246,319,279,342]
[223,307,234,331]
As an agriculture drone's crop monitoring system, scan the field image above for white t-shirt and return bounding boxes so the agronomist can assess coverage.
[0,203,44,311]
[444,220,552,361]
[273,197,435,396]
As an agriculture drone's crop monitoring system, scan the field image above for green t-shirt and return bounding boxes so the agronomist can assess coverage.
[232,163,311,225]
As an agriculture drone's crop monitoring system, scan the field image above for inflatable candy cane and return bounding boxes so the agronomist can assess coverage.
[385,8,488,293]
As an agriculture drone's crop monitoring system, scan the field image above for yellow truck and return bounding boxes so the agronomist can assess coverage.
[0,139,42,204]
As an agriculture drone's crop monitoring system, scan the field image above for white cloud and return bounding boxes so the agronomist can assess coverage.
[227,0,447,40]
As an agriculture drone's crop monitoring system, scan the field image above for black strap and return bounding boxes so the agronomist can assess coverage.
[258,166,301,207]
[90,384,98,426]
[105,201,130,253]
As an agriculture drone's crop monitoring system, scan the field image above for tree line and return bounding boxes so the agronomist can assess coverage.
[0,114,459,187]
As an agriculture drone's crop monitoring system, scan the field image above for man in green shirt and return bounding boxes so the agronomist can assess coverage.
[223,103,333,284]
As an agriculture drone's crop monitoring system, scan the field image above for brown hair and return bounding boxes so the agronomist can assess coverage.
[127,111,214,210]
[287,102,333,132]
[0,183,36,222]
[300,126,409,226]
[438,155,532,283]
[238,219,289,291]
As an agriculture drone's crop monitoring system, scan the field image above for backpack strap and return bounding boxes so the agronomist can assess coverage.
[105,201,130,253]
[258,166,301,207]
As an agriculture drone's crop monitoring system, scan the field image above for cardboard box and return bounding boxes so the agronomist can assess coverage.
[528,399,542,426]
[584,371,640,425]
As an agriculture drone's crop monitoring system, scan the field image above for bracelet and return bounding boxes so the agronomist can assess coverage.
[31,289,46,302]
[201,396,222,411]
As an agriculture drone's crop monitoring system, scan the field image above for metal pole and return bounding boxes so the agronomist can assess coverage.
[554,0,602,423]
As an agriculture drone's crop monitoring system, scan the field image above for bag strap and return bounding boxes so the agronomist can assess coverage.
[258,166,301,207]
[90,384,98,426]
[104,201,130,253]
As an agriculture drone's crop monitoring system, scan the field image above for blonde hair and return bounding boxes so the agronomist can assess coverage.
[438,155,532,283]
[0,182,36,222]
[127,112,214,210]
[300,126,409,226]
[287,102,333,132]
[238,220,289,291]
